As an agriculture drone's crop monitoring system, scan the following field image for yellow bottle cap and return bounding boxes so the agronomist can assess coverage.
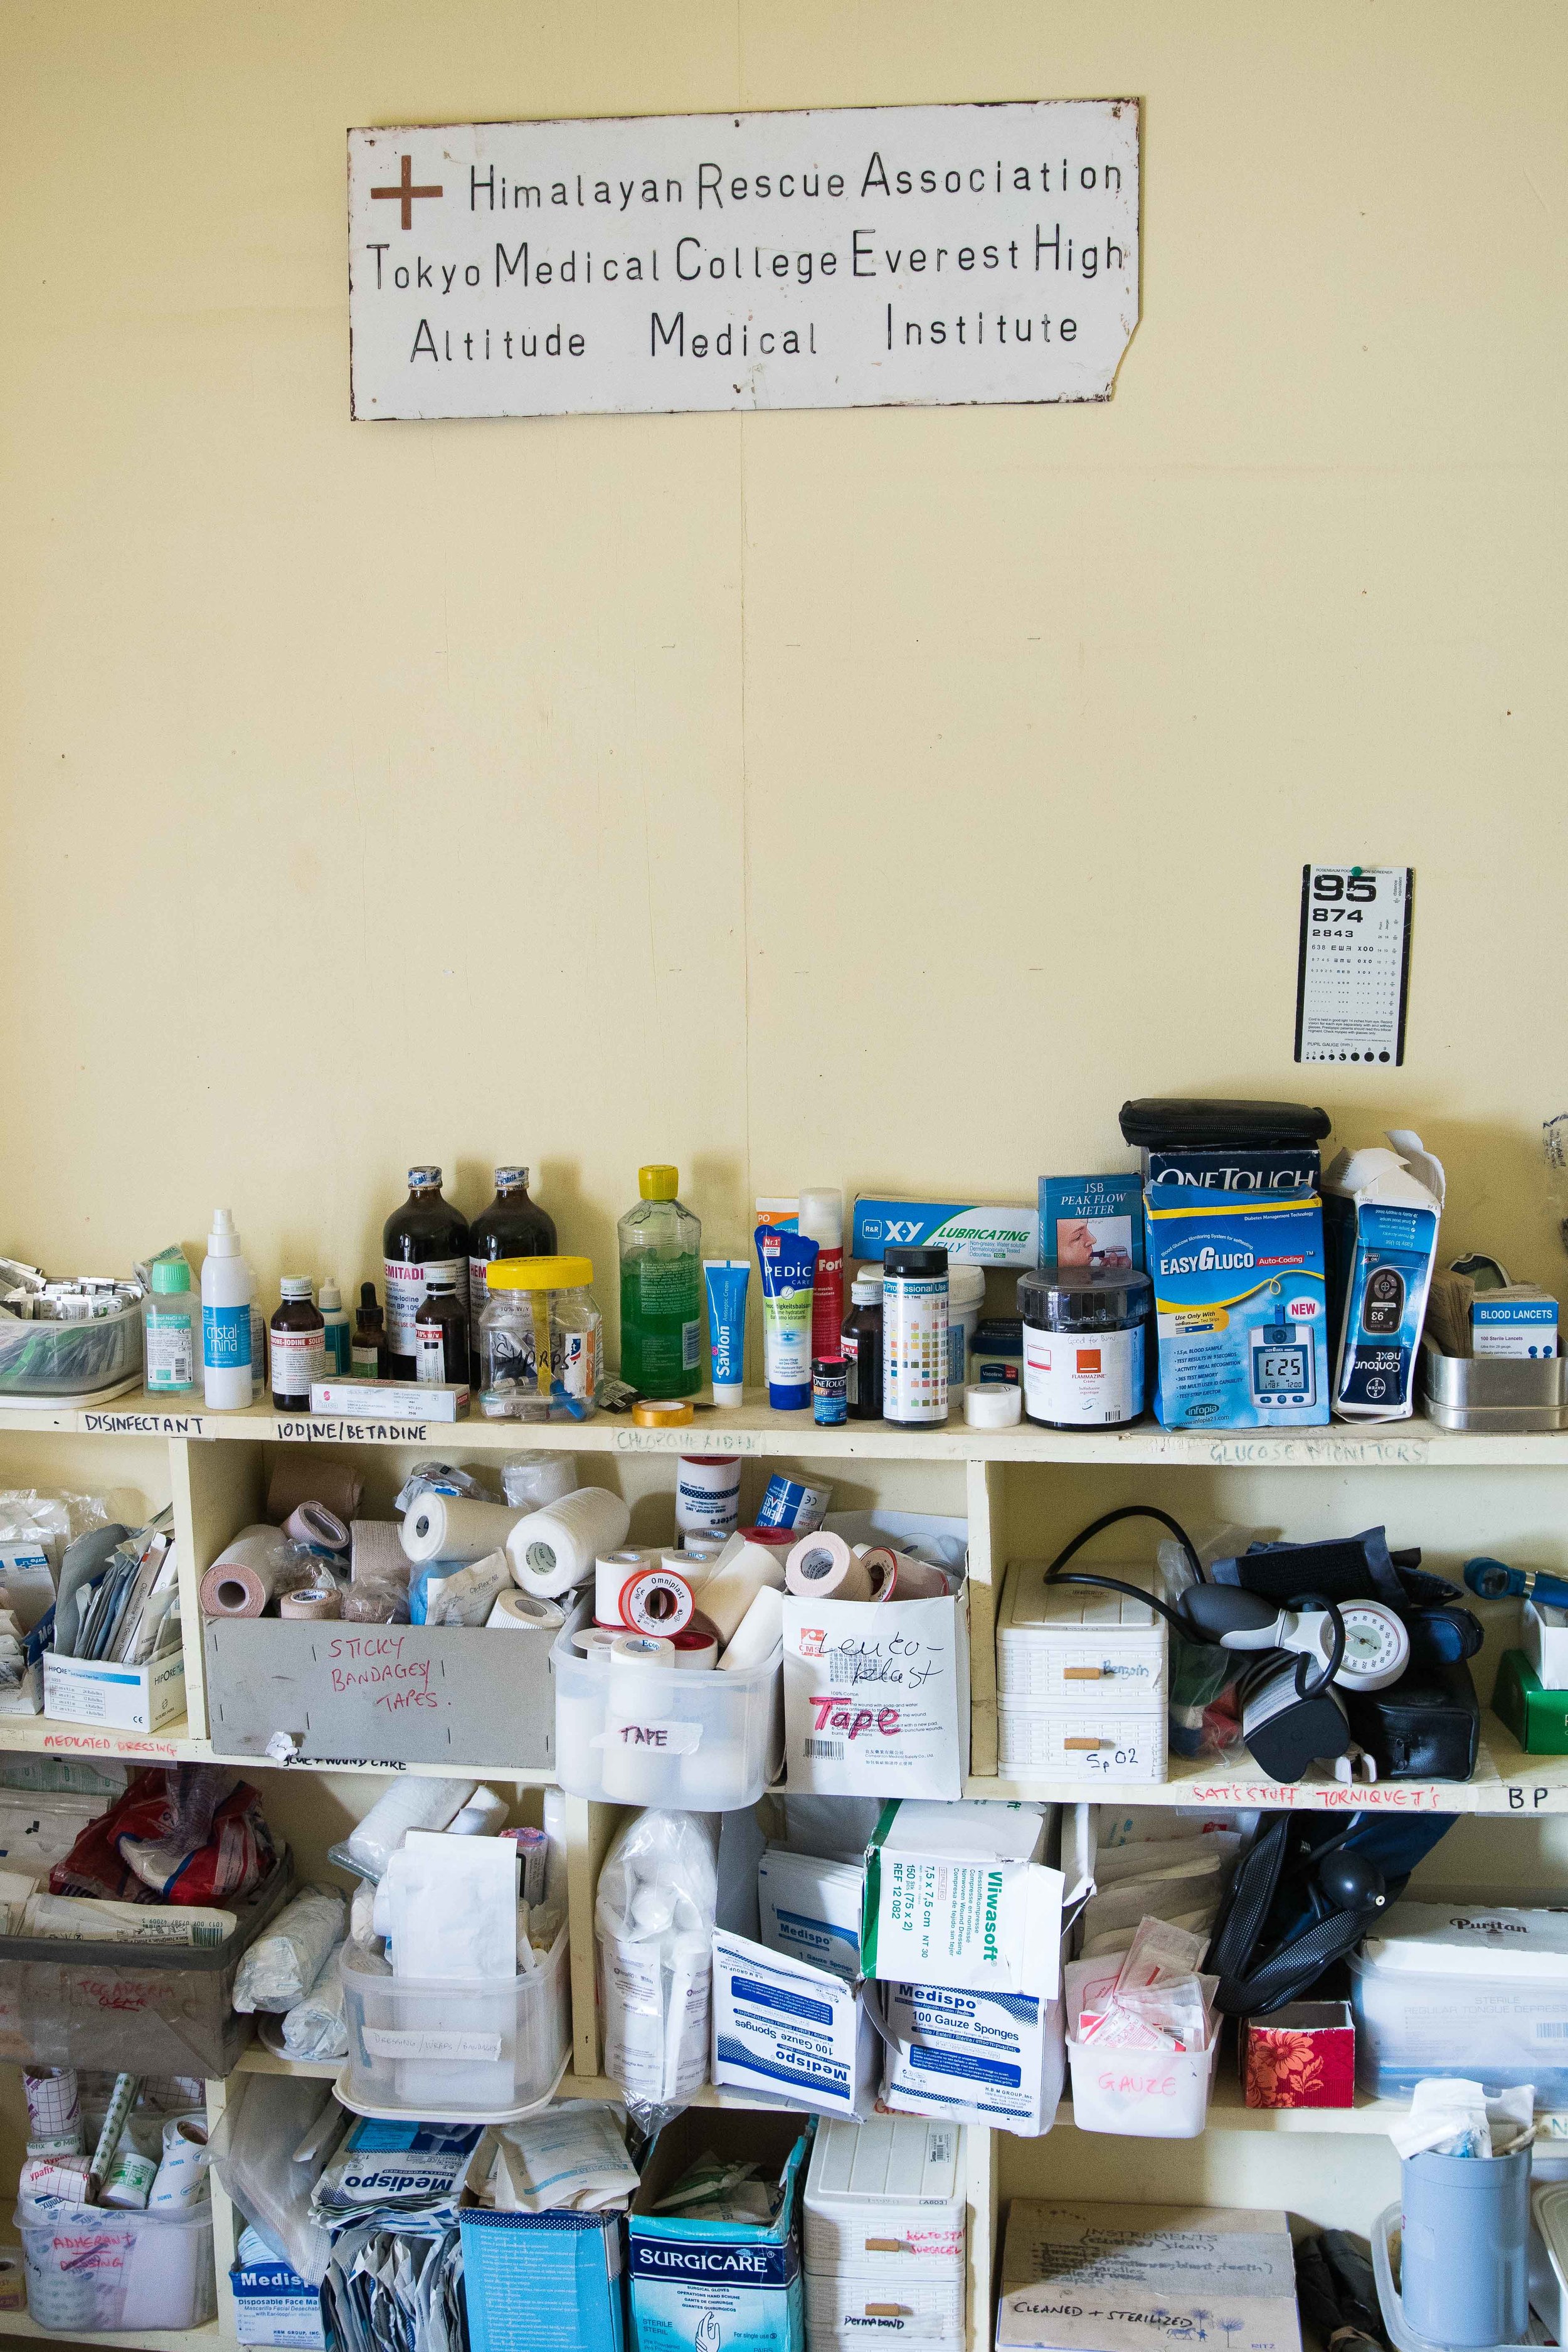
[486,1254,593,1291]
[638,1165,680,1201]
[632,1398,695,1427]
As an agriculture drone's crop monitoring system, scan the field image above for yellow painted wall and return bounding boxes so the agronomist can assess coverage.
[3,0,1565,1353]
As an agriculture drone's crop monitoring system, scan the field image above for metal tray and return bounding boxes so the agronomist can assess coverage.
[1420,1336,1568,1431]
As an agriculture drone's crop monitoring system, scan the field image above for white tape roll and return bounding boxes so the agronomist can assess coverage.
[964,1381,1022,1429]
[573,1626,623,1660]
[785,1531,872,1602]
[596,1547,657,1626]
[148,2118,211,2215]
[692,1533,789,1645]
[507,1487,632,1598]
[485,1588,564,1633]
[717,1584,784,1670]
[602,1635,682,1802]
[400,1495,526,1566]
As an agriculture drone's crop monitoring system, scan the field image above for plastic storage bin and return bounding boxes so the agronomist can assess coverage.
[0,1851,294,2076]
[0,1295,142,1401]
[1349,1902,1568,2100]
[553,1623,780,1808]
[1066,2036,1218,2136]
[16,2195,216,2334]
[337,1926,570,2122]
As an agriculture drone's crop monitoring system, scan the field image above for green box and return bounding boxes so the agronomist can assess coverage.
[1493,1648,1568,1754]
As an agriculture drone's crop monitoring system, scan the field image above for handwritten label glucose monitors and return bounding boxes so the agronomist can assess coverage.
[1295,866,1414,1066]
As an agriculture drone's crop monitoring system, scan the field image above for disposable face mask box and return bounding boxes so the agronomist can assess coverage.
[758,1846,864,1982]
[997,2201,1301,2352]
[782,1509,969,1801]
[1348,1902,1568,2100]
[862,1801,1062,1999]
[1037,1177,1143,1273]
[42,1643,185,1734]
[850,1198,1039,1269]
[460,2207,624,2352]
[711,1927,877,2118]
[1322,1131,1445,1421]
[628,2109,808,2352]
[1146,1187,1330,1429]
[230,2252,327,2349]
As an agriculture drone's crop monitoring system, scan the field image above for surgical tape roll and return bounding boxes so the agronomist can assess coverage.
[602,1635,681,1802]
[596,1547,659,1626]
[283,1502,349,1552]
[718,1583,784,1670]
[280,1586,341,1619]
[692,1532,788,1646]
[485,1588,564,1633]
[499,1449,580,1510]
[401,1493,526,1567]
[267,1449,363,1526]
[149,2118,210,2215]
[507,1486,632,1599]
[873,1550,948,1601]
[785,1530,872,1602]
[573,1626,622,1660]
[620,1564,696,1636]
[199,1525,300,1619]
[670,1626,718,1670]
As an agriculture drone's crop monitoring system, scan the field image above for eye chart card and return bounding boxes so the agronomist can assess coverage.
[1294,866,1414,1066]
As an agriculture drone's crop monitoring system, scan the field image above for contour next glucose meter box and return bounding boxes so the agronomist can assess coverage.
[1322,1130,1445,1421]
[1146,1187,1330,1430]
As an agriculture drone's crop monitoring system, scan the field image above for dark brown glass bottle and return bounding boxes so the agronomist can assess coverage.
[842,1271,885,1421]
[383,1165,470,1380]
[351,1283,389,1380]
[270,1278,326,1411]
[413,1264,469,1387]
[468,1165,556,1387]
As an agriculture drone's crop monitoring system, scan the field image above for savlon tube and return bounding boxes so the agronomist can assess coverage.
[754,1226,818,1411]
[703,1259,750,1407]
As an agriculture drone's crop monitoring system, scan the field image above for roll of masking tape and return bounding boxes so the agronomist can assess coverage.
[573,1626,623,1661]
[964,1381,1022,1429]
[279,1586,341,1620]
[603,1634,681,1801]
[620,1564,696,1636]
[785,1531,872,1602]
[691,1533,790,1645]
[485,1589,564,1633]
[718,1583,784,1670]
[631,1399,694,1427]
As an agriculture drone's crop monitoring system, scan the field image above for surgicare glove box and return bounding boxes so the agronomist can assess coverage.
[1349,1902,1568,2100]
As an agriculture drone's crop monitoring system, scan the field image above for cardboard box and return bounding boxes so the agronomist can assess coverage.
[43,1645,184,1734]
[1146,1186,1330,1430]
[757,1846,864,1983]
[850,1197,1039,1269]
[628,2108,808,2352]
[1037,1176,1143,1273]
[203,1617,556,1767]
[781,1508,969,1801]
[1473,1288,1559,1359]
[1323,1131,1445,1422]
[1525,1604,1568,1688]
[1241,2001,1354,2108]
[309,1378,469,1419]
[1494,1648,1568,1756]
[230,2255,327,2349]
[879,1976,1064,2137]
[862,1800,1061,1999]
[997,2202,1302,2352]
[460,2208,623,2352]
[711,1927,876,2119]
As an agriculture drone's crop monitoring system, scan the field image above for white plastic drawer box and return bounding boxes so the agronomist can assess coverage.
[997,1560,1167,1705]
[803,2115,966,2270]
[805,2267,965,2343]
[997,1703,1167,1782]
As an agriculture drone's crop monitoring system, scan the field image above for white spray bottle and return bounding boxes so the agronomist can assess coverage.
[201,1209,255,1411]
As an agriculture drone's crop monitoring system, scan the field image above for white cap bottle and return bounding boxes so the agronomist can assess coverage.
[201,1209,255,1411]
[798,1188,845,1367]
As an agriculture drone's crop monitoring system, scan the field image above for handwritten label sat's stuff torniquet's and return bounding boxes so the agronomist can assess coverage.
[348,100,1140,419]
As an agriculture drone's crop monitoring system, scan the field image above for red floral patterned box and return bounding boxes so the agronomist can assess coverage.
[1242,2001,1355,2108]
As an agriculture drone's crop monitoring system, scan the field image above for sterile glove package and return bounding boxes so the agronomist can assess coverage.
[1145,1187,1330,1430]
[1350,1902,1568,2101]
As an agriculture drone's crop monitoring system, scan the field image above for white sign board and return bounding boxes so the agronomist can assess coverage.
[347,100,1140,420]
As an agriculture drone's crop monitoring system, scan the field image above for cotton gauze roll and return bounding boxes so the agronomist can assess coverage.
[400,1494,526,1567]
[500,1451,580,1510]
[232,1884,346,2014]
[199,1525,302,1619]
[692,1533,788,1646]
[507,1487,631,1599]
[345,1775,476,1877]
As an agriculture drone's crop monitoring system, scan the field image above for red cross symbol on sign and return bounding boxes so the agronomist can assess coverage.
[371,154,443,230]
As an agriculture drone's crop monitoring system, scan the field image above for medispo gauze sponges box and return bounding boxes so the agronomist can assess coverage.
[1146,1187,1330,1430]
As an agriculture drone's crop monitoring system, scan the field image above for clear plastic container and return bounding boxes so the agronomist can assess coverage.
[553,1623,780,1808]
[337,1927,570,2122]
[16,2195,216,2334]
[1348,1948,1568,2101]
[0,1295,143,1400]
[1065,2035,1217,2136]
[479,1255,601,1421]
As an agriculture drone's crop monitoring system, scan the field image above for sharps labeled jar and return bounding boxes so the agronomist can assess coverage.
[882,1247,950,1427]
[480,1256,601,1421]
[1017,1264,1152,1429]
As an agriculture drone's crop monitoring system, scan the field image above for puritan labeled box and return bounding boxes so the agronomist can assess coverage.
[711,1927,876,2119]
[1323,1131,1445,1422]
[43,1644,184,1734]
[628,2108,808,2352]
[862,1801,1061,1998]
[997,2202,1301,2352]
[204,1616,556,1767]
[781,1509,968,1801]
[1349,1901,1568,2100]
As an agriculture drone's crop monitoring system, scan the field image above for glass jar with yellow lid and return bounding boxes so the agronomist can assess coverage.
[479,1255,600,1421]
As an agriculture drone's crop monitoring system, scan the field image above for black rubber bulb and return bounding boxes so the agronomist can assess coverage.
[1316,1850,1386,1915]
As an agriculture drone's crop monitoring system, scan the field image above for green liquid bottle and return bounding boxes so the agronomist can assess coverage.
[618,1163,702,1397]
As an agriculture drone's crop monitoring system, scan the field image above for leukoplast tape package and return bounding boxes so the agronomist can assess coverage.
[1322,1131,1445,1421]
[1145,1188,1330,1430]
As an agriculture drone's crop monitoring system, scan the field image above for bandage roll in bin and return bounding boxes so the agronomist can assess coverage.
[1349,1902,1568,2100]
[16,2194,217,2334]
[1064,2036,1218,2137]
[337,1925,569,2122]
[552,1622,779,1808]
[0,1850,295,2077]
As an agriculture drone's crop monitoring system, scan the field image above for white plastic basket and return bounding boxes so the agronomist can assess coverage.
[337,1927,570,2122]
[553,1624,780,1808]
[1065,2035,1217,2137]
[16,2195,216,2334]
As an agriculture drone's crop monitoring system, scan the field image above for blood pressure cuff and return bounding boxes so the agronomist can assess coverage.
[1212,1528,1483,1670]
[1344,1658,1481,1784]
[1208,1811,1458,2017]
